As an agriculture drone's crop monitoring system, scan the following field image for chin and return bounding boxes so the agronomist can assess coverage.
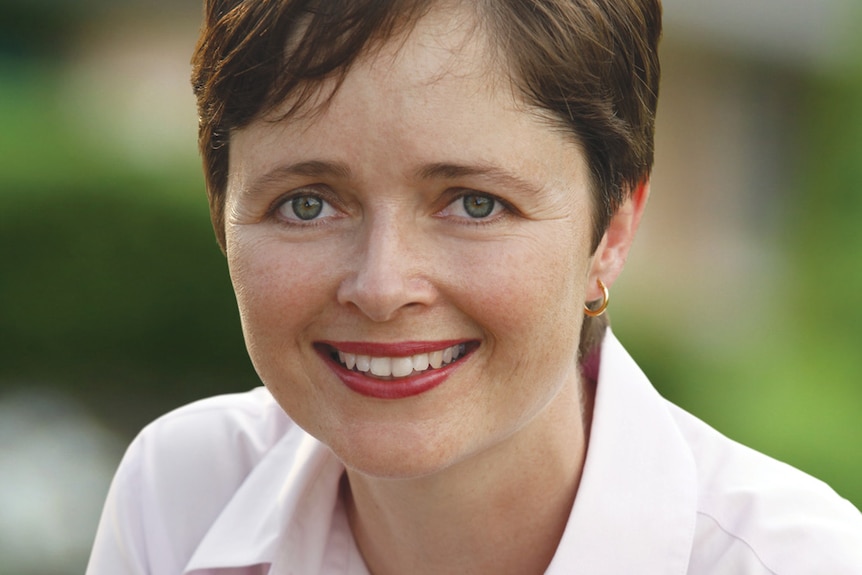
[325,423,471,481]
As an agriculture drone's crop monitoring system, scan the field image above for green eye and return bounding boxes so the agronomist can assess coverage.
[291,196,323,220]
[462,195,495,218]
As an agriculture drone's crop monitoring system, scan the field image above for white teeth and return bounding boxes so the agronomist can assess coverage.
[370,357,391,376]
[412,353,430,372]
[391,357,414,377]
[344,353,356,370]
[336,344,467,377]
[338,351,357,370]
[355,355,371,372]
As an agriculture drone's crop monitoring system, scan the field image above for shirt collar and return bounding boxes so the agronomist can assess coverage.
[184,429,346,574]
[546,329,698,573]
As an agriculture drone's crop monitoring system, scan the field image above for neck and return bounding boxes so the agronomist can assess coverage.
[344,375,594,575]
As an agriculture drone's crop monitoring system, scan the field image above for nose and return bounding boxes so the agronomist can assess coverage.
[336,215,437,322]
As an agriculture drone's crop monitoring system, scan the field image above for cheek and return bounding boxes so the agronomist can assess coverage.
[225,236,347,420]
[462,229,587,310]
[438,237,588,445]
[226,235,336,345]
[450,232,590,362]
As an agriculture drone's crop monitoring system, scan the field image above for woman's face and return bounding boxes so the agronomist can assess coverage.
[225,7,605,478]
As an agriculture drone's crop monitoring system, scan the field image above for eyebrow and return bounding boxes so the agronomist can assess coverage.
[415,162,545,196]
[246,160,354,194]
[244,159,543,197]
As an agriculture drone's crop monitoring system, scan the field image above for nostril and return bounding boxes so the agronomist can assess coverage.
[335,277,436,322]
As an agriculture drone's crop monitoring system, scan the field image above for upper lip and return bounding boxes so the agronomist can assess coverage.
[315,339,473,357]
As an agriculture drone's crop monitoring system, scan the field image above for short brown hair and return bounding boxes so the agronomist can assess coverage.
[191,0,662,355]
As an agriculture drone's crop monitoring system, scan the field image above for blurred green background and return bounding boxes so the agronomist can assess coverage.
[1,1,860,574]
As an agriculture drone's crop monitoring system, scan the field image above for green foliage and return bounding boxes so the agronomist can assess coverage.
[618,54,862,509]
[0,66,258,435]
[0,180,260,433]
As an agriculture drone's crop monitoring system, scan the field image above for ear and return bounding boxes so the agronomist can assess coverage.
[586,180,650,300]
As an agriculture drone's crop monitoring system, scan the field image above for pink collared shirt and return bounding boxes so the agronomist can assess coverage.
[87,331,862,574]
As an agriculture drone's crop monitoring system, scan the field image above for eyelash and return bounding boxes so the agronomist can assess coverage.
[269,189,341,227]
[438,191,513,225]
[267,188,514,228]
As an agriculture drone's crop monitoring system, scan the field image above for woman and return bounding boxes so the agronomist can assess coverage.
[88,1,862,573]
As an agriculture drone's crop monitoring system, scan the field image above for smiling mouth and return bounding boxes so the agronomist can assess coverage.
[327,343,468,379]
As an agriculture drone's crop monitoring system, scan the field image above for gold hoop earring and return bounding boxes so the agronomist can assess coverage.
[584,279,609,317]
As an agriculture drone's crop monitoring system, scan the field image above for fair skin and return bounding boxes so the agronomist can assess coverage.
[225,5,647,574]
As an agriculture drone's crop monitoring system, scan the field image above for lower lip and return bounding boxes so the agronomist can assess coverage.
[319,351,467,400]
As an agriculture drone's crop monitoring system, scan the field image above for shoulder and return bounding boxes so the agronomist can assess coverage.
[88,388,300,574]
[123,387,296,515]
[668,403,862,574]
[133,386,293,468]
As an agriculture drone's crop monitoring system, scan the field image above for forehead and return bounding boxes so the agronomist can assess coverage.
[226,1,585,196]
[256,2,515,127]
[372,4,495,84]
[237,12,474,131]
